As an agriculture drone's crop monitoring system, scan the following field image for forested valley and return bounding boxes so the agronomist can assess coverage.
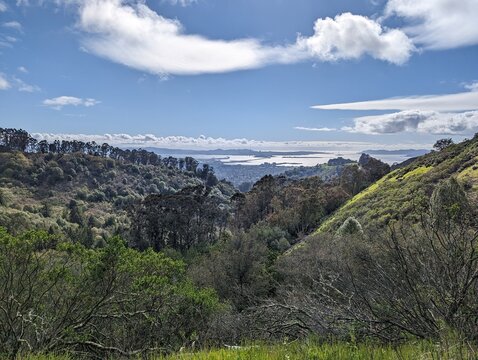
[1,128,477,359]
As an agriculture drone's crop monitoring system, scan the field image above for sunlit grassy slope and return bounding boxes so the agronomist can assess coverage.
[317,136,478,233]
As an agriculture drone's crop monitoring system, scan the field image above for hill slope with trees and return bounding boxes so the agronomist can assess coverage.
[316,136,478,233]
[0,128,235,245]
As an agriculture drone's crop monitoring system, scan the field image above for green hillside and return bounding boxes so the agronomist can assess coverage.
[0,143,235,242]
[316,135,478,233]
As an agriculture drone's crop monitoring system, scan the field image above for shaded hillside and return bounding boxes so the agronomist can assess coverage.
[317,135,478,233]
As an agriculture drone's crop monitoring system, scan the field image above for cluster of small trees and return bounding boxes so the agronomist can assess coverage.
[339,154,391,196]
[232,175,350,238]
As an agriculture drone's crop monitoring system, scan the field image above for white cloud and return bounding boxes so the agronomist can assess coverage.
[294,126,337,132]
[346,110,478,135]
[0,73,11,90]
[17,66,28,73]
[297,12,414,65]
[385,0,478,50]
[43,96,100,110]
[2,21,22,32]
[313,85,478,112]
[64,0,415,76]
[76,0,302,76]
[0,1,7,12]
[14,0,478,76]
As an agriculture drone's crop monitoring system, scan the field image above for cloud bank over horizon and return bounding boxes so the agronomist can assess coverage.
[31,132,432,152]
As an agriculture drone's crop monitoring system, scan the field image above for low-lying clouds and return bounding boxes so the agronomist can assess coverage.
[31,132,427,152]
[43,96,100,110]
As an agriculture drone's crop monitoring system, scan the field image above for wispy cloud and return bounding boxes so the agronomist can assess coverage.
[345,110,478,135]
[294,126,337,132]
[17,66,28,73]
[2,21,22,32]
[0,1,7,12]
[313,84,478,112]
[0,33,18,48]
[385,0,478,50]
[13,76,40,92]
[43,96,100,110]
[0,73,11,90]
[0,73,40,91]
[163,0,196,6]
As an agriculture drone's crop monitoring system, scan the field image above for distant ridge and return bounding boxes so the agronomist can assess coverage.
[137,147,329,158]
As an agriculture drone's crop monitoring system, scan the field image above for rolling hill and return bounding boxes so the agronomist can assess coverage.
[0,129,235,243]
[316,135,478,233]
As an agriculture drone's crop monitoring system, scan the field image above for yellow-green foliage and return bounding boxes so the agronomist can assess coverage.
[316,172,399,233]
[401,165,433,179]
[316,136,478,233]
[458,165,478,179]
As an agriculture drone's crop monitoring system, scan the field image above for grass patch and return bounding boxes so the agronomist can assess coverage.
[17,340,478,359]
[158,340,476,360]
[458,165,478,180]
[401,166,433,180]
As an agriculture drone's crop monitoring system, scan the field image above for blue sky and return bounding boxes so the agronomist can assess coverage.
[1,0,478,150]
